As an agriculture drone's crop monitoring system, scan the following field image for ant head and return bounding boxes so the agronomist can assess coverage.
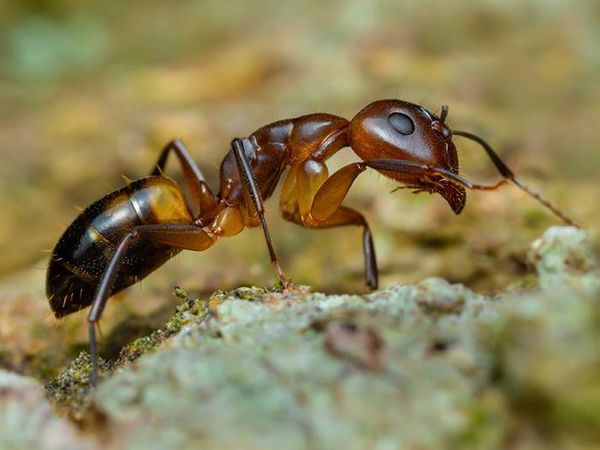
[348,99,466,214]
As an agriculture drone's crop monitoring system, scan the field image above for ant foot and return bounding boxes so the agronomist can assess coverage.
[272,262,298,291]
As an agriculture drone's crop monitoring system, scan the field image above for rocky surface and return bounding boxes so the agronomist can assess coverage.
[1,226,599,449]
[2,2,598,448]
[0,370,95,450]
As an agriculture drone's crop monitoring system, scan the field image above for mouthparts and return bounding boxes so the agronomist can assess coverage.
[433,178,466,214]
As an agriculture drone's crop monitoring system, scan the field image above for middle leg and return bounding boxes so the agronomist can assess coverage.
[231,138,290,287]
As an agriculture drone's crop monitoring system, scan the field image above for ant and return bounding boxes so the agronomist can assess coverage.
[46,99,577,385]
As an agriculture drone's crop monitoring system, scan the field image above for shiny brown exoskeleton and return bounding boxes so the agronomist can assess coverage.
[46,99,577,384]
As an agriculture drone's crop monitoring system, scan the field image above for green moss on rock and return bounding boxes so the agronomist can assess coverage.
[45,352,104,420]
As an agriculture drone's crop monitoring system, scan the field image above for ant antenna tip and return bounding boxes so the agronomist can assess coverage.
[512,177,580,228]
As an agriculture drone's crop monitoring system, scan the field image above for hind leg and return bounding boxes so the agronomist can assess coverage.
[87,224,216,385]
[151,139,217,217]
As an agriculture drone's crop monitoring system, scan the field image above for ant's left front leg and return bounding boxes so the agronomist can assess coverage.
[280,160,378,289]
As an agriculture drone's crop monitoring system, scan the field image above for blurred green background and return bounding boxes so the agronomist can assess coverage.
[0,0,599,375]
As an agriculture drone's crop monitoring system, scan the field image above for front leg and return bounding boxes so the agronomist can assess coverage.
[279,160,378,289]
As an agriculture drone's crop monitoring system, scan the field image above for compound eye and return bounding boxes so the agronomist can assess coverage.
[388,112,415,135]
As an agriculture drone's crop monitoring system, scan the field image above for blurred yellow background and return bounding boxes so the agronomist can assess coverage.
[0,0,598,298]
[0,0,600,286]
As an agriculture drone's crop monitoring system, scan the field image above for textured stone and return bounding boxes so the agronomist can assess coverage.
[0,370,96,450]
[7,226,599,449]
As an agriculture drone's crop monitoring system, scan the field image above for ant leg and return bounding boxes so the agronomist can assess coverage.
[282,206,378,289]
[318,207,377,289]
[86,223,217,385]
[310,163,366,222]
[231,138,290,288]
[298,158,477,221]
[307,164,376,289]
[282,161,377,289]
[296,160,329,218]
[87,230,139,386]
[151,139,216,217]
[151,139,205,179]
[303,158,505,287]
